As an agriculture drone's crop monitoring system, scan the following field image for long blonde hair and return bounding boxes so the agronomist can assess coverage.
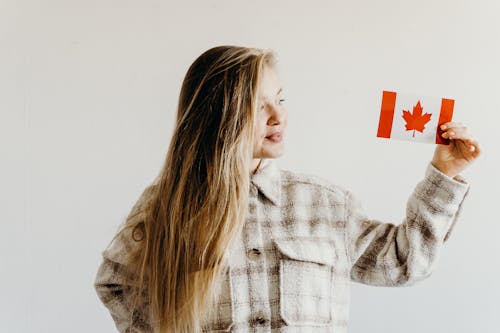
[110,45,277,332]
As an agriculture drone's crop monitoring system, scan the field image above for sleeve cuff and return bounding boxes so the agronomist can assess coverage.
[419,162,471,241]
[425,163,469,197]
[420,163,469,208]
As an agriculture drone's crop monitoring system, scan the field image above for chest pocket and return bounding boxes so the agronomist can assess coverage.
[273,237,337,327]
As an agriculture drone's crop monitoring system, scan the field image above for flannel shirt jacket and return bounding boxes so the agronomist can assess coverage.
[94,157,470,332]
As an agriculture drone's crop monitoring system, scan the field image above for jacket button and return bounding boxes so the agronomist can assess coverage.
[247,248,262,261]
[255,316,267,325]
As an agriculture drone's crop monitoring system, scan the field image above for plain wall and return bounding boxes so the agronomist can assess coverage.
[2,0,499,332]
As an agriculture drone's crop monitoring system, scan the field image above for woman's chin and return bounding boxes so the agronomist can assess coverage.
[263,147,285,158]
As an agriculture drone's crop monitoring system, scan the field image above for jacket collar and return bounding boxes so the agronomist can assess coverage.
[250,158,281,206]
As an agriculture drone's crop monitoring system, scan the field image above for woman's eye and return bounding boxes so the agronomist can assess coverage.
[278,99,285,105]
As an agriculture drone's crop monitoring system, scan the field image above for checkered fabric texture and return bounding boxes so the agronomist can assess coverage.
[94,158,469,332]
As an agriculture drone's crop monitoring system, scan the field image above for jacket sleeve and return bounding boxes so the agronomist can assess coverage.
[346,163,470,286]
[94,256,153,333]
[94,184,157,332]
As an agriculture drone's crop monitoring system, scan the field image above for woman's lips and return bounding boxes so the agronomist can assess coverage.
[265,132,283,143]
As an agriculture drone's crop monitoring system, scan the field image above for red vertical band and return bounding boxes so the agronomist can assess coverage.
[435,98,455,145]
[377,91,397,138]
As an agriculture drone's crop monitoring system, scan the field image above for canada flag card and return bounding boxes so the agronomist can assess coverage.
[376,90,455,145]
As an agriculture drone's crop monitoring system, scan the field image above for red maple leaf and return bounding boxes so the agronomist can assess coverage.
[401,101,432,137]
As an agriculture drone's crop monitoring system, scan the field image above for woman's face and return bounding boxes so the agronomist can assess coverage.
[252,65,287,166]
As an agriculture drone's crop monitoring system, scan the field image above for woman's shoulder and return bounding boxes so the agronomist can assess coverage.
[101,183,157,265]
[278,168,349,203]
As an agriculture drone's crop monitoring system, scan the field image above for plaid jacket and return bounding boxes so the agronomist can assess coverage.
[94,158,470,332]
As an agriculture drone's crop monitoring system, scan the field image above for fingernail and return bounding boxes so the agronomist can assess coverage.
[441,125,447,130]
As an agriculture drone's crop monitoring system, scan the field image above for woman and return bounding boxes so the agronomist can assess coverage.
[94,45,480,333]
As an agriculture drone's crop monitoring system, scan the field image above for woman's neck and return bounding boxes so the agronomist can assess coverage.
[251,158,262,174]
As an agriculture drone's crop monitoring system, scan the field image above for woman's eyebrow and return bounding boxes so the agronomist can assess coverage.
[259,87,283,101]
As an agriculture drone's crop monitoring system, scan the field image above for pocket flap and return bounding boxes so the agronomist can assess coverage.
[273,237,337,266]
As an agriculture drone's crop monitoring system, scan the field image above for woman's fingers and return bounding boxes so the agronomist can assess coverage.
[466,138,482,157]
[440,122,480,150]
[455,137,481,159]
[440,123,481,158]
[440,121,471,139]
[440,121,465,130]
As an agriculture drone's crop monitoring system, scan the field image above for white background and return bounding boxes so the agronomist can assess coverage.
[2,0,499,332]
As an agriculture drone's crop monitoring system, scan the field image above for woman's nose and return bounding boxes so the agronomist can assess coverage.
[268,105,285,125]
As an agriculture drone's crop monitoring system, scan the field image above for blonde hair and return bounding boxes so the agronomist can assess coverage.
[111,45,277,332]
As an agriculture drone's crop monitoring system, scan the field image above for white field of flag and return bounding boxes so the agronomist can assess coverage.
[376,90,455,145]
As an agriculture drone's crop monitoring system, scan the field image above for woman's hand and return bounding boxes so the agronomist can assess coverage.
[431,122,481,178]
